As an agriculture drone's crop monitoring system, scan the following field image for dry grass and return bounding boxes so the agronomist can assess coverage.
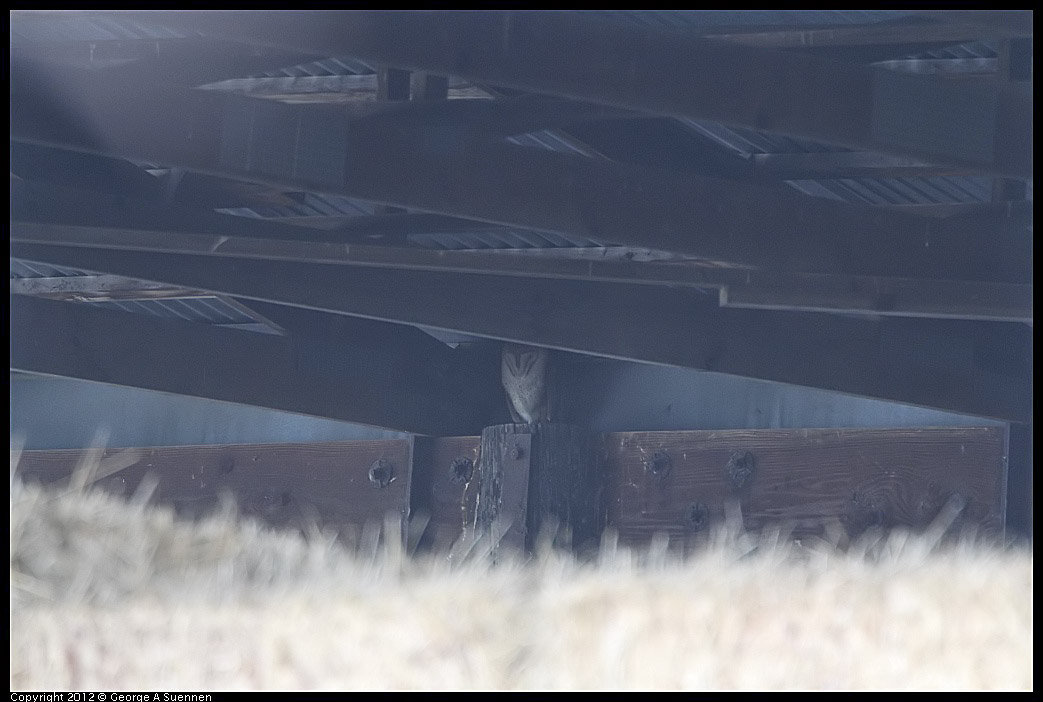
[9,446,1033,691]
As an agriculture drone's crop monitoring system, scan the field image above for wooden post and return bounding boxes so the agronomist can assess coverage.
[471,423,603,556]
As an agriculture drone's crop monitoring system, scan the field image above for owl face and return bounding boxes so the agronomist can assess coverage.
[502,344,548,380]
[501,343,551,424]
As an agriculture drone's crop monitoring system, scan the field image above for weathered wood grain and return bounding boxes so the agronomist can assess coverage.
[472,424,604,554]
[14,441,412,540]
[14,427,1008,551]
[603,427,1007,544]
[409,435,480,553]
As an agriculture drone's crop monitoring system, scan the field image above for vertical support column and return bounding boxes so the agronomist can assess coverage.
[471,423,604,556]
[1006,422,1032,541]
[992,38,1032,201]
[993,38,1031,544]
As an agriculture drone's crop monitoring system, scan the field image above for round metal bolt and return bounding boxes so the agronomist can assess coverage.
[644,449,672,478]
[449,456,474,484]
[727,451,756,490]
[684,502,709,531]
[369,458,394,488]
[509,444,524,460]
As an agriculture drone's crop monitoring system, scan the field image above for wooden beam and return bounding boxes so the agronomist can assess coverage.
[134,10,1032,178]
[10,222,1033,323]
[10,245,1032,421]
[604,427,1008,544]
[13,425,1010,550]
[13,440,413,539]
[408,435,479,552]
[471,423,603,555]
[11,60,1024,280]
[9,294,486,436]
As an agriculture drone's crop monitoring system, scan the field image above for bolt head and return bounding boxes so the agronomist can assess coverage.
[369,458,394,488]
[645,449,671,478]
[684,502,708,531]
[727,451,756,489]
[450,457,474,483]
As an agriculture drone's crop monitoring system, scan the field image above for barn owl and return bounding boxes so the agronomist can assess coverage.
[501,343,552,424]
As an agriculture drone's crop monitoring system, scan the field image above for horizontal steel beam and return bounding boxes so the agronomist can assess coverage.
[909,11,1033,38]
[199,73,487,103]
[9,221,1033,324]
[8,274,203,301]
[10,243,1032,422]
[11,60,1024,281]
[10,34,317,86]
[132,10,1032,178]
[9,293,489,435]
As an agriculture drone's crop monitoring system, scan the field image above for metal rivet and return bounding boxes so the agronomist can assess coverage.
[644,449,671,478]
[683,502,708,531]
[369,458,394,488]
[449,456,474,483]
[509,443,524,460]
[727,451,756,490]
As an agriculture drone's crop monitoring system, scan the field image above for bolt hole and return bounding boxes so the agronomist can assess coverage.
[369,459,394,488]
[450,457,474,484]
[645,449,671,478]
[684,502,708,531]
[727,451,756,490]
